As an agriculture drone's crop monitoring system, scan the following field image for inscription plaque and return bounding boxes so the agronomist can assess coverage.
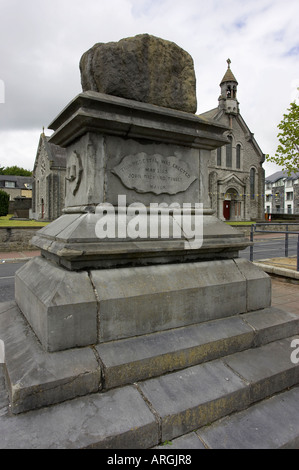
[112,153,197,195]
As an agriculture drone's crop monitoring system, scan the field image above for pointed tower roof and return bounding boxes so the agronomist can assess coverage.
[220,58,238,85]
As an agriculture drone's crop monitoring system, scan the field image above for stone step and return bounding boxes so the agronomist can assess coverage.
[1,300,298,414]
[0,337,298,448]
[156,385,299,449]
[196,385,299,449]
[0,369,159,449]
[138,337,299,442]
[97,306,299,389]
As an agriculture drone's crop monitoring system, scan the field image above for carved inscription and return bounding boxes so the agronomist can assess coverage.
[112,153,197,195]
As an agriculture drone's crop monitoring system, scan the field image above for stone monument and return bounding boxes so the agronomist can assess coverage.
[15,34,260,354]
[0,35,297,448]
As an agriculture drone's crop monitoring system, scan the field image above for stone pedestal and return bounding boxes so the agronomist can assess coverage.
[15,92,266,352]
[8,91,271,414]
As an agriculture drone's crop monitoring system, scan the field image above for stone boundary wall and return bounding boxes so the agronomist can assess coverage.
[0,227,41,252]
[231,223,299,237]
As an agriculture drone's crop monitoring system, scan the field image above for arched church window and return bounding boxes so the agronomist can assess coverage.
[236,144,241,169]
[226,136,232,168]
[250,168,256,199]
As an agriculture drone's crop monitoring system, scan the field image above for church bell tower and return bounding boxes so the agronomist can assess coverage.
[218,58,239,115]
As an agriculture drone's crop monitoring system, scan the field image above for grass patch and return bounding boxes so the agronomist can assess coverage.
[0,214,49,227]
[225,221,256,226]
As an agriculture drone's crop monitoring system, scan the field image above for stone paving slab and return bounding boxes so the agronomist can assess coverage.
[196,386,299,449]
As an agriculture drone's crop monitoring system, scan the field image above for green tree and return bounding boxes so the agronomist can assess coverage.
[0,190,9,217]
[266,91,299,175]
[0,165,32,176]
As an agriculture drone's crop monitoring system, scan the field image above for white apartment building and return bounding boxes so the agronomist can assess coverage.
[265,171,299,215]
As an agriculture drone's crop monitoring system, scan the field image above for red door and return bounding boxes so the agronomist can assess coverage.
[223,200,230,220]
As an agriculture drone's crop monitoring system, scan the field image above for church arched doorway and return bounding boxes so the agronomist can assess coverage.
[223,188,242,221]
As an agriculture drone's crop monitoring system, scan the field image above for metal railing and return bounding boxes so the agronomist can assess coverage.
[250,223,299,271]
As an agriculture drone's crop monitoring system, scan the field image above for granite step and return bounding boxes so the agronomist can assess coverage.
[0,336,298,448]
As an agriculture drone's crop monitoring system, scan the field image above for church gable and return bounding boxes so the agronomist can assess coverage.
[32,133,66,221]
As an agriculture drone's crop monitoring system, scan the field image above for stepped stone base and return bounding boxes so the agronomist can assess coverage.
[0,310,298,447]
[1,291,298,412]
[1,250,298,448]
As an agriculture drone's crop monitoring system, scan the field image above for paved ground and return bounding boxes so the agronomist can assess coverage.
[271,277,299,315]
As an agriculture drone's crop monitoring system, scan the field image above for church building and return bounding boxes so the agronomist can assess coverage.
[32,132,66,220]
[199,59,265,222]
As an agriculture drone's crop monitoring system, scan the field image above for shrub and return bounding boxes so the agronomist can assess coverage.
[0,190,10,216]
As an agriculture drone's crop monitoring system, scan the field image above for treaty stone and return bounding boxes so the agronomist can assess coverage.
[79,34,197,113]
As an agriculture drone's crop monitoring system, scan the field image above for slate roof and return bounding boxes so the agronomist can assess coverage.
[265,170,299,183]
[220,67,238,85]
[0,175,33,189]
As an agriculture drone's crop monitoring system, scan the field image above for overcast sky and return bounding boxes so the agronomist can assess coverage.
[0,0,298,176]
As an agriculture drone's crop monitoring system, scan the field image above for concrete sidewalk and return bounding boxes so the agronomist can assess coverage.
[254,256,299,281]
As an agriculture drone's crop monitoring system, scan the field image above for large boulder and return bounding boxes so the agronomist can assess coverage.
[79,34,197,113]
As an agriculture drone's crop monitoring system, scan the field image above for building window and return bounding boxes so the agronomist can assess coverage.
[226,136,232,168]
[250,168,256,199]
[217,147,222,166]
[236,144,241,169]
[286,192,293,201]
[5,181,16,188]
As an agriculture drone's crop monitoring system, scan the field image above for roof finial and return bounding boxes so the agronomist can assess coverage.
[227,58,231,68]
